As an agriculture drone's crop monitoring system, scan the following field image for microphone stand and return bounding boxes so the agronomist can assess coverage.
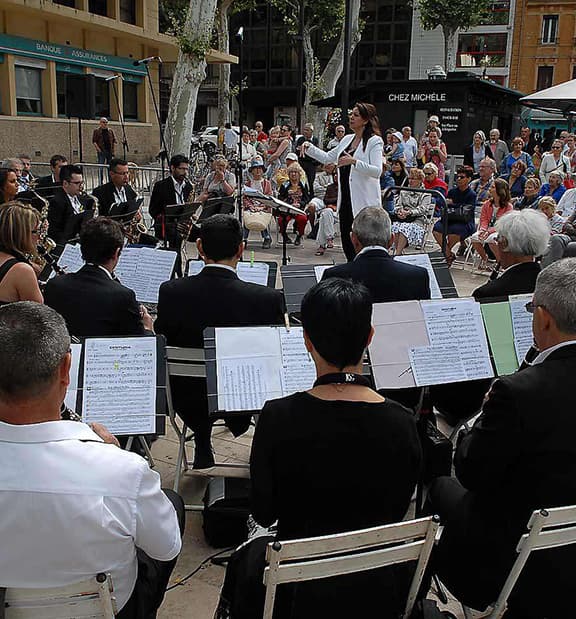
[142,60,169,178]
[109,76,129,160]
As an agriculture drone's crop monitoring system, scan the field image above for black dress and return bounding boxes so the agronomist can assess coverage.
[221,391,422,619]
[0,257,25,306]
[338,146,357,262]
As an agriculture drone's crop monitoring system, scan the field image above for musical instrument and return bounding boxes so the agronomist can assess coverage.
[79,191,99,217]
[21,190,60,273]
[124,207,150,244]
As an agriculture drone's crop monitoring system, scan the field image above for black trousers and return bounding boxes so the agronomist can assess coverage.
[338,197,355,262]
[117,489,185,619]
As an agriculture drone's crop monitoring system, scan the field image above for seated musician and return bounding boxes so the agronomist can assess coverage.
[218,278,422,619]
[47,164,97,246]
[322,207,431,303]
[0,168,19,204]
[44,217,153,337]
[35,154,68,189]
[148,154,192,276]
[197,156,236,208]
[0,202,43,304]
[429,259,576,618]
[93,158,156,247]
[155,214,285,468]
[0,302,184,619]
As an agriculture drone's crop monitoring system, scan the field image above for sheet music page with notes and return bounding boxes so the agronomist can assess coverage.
[509,294,534,365]
[421,299,494,381]
[81,337,157,435]
[215,327,283,411]
[53,243,84,278]
[409,345,467,386]
[395,254,442,299]
[279,328,316,394]
[188,261,269,286]
[135,248,177,303]
[369,301,430,389]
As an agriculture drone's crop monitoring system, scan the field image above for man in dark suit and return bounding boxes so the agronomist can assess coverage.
[44,217,153,337]
[322,207,431,303]
[92,157,138,217]
[430,258,576,617]
[473,209,549,300]
[47,164,96,247]
[149,154,193,275]
[35,154,68,189]
[155,215,286,468]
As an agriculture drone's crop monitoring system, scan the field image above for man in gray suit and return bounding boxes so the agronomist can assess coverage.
[487,129,509,170]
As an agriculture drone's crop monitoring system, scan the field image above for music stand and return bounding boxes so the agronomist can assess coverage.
[108,199,142,224]
[242,187,306,266]
[197,196,236,223]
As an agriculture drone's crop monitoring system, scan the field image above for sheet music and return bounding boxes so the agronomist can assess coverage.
[279,328,316,394]
[187,260,270,286]
[54,244,84,278]
[421,299,494,381]
[395,254,442,299]
[369,301,430,389]
[81,337,157,435]
[215,327,283,411]
[509,294,534,365]
[409,345,467,386]
[116,248,176,304]
[314,265,332,282]
[64,343,82,412]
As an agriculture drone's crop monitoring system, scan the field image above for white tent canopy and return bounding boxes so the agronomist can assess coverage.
[520,79,576,116]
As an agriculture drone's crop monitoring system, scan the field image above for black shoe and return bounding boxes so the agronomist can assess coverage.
[192,440,215,469]
[294,234,302,246]
[282,234,293,244]
[262,237,272,249]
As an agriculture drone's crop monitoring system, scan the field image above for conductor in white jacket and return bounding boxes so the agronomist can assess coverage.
[301,102,384,260]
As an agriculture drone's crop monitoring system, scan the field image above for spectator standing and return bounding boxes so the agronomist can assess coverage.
[500,137,535,176]
[295,122,320,190]
[92,117,116,183]
[327,125,346,150]
[401,126,418,168]
[223,122,239,155]
[486,129,509,170]
[418,128,447,181]
[254,121,267,142]
[240,128,257,166]
[539,139,572,184]
[463,130,494,174]
[520,125,540,155]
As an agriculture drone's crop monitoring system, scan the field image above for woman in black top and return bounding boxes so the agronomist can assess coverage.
[0,169,19,205]
[219,279,422,619]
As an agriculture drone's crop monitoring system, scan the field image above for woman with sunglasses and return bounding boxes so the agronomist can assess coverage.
[539,139,572,185]
[0,201,43,305]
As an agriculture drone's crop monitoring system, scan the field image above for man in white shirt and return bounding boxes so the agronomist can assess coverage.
[401,126,418,168]
[327,125,346,150]
[223,122,239,155]
[0,302,183,618]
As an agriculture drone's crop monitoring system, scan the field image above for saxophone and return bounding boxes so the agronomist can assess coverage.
[26,191,58,271]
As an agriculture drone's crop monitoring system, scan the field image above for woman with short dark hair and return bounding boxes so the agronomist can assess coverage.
[219,278,422,619]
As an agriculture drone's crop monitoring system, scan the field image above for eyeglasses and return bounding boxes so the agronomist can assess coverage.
[68,180,84,185]
[525,301,545,314]
[456,175,467,179]
[424,172,434,176]
[552,145,561,149]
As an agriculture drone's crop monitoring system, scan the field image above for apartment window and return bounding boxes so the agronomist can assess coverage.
[94,78,110,117]
[541,15,558,44]
[120,0,136,24]
[53,0,76,6]
[457,33,507,68]
[478,1,510,26]
[536,66,554,90]
[123,82,138,120]
[89,0,108,16]
[15,66,42,115]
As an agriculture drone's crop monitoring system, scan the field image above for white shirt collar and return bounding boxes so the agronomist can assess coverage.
[203,263,237,274]
[357,245,389,258]
[532,341,576,365]
[0,419,101,444]
[86,263,115,280]
[497,260,534,278]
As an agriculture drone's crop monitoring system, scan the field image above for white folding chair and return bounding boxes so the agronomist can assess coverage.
[5,573,116,618]
[414,202,437,252]
[262,515,440,619]
[165,347,249,510]
[463,504,576,619]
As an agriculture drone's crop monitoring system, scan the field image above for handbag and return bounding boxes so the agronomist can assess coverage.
[243,210,272,232]
[446,203,475,224]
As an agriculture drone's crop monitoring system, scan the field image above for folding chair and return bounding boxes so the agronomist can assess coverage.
[165,346,249,510]
[262,515,440,619]
[463,504,576,619]
[414,202,437,252]
[5,573,116,618]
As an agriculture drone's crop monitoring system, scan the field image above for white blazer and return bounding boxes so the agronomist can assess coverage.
[306,134,384,217]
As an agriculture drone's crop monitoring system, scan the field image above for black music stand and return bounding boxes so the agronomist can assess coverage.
[242,188,306,266]
[108,200,141,224]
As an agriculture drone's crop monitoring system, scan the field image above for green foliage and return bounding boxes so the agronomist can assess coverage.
[158,0,189,34]
[269,0,345,41]
[414,0,492,33]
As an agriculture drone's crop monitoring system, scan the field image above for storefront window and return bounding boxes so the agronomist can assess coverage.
[15,66,42,115]
[123,82,138,120]
[56,72,67,116]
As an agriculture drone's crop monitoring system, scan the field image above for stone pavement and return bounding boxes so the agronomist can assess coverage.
[154,233,489,619]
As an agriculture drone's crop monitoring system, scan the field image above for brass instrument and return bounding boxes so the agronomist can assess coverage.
[123,206,149,244]
[79,191,99,217]
[23,190,60,272]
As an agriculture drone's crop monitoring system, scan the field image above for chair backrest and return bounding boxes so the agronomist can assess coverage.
[5,573,116,618]
[165,346,206,422]
[262,516,440,619]
[489,504,576,619]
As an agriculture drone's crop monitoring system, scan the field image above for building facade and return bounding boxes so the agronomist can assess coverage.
[509,0,576,93]
[409,0,517,86]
